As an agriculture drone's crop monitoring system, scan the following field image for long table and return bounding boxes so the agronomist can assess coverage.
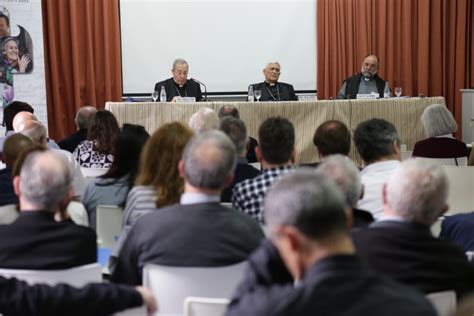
[106,97,445,164]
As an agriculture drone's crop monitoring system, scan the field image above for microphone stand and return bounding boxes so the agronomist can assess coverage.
[191,78,211,102]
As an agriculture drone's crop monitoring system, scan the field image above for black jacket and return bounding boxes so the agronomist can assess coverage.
[154,78,202,102]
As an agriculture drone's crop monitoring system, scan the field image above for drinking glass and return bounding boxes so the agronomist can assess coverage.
[394,87,402,98]
[254,90,262,102]
[151,90,159,102]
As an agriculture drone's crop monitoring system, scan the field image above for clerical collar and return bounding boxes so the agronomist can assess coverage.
[265,82,280,101]
[174,81,187,97]
[265,81,277,86]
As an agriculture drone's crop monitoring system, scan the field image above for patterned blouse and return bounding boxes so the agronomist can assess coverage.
[73,140,114,168]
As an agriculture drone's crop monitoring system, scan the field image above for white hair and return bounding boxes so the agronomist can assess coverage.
[386,158,448,225]
[317,155,361,207]
[172,58,188,70]
[420,104,457,137]
[188,107,219,133]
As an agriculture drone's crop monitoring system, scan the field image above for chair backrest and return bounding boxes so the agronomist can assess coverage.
[0,204,18,224]
[143,262,247,316]
[81,167,109,179]
[184,297,230,316]
[67,201,89,227]
[400,150,412,161]
[249,162,261,170]
[442,166,474,215]
[0,263,102,287]
[425,290,456,316]
[96,205,123,248]
[417,157,468,167]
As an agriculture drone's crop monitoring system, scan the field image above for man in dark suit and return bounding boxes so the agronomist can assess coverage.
[337,54,391,99]
[154,58,203,102]
[226,170,436,316]
[219,116,260,202]
[0,147,97,269]
[111,130,264,285]
[58,105,97,153]
[249,62,297,101]
[317,155,374,229]
[352,159,474,298]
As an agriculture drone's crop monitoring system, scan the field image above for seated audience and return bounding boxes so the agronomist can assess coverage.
[337,54,391,99]
[232,116,295,224]
[413,103,468,163]
[111,131,264,285]
[0,134,33,208]
[226,170,436,316]
[306,119,351,167]
[352,159,474,298]
[188,107,219,133]
[248,62,297,101]
[219,116,260,202]
[0,277,156,315]
[0,147,96,269]
[354,118,401,219]
[58,105,97,153]
[439,212,474,252]
[82,124,149,229]
[73,110,119,169]
[317,155,374,228]
[218,104,258,163]
[19,120,86,199]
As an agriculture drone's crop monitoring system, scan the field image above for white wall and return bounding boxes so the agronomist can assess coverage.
[120,0,317,95]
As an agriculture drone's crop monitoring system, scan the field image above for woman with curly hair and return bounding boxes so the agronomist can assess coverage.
[73,110,120,169]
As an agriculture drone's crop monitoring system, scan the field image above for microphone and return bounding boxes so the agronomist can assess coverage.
[191,78,210,101]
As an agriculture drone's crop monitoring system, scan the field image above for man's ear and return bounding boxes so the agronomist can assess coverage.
[255,146,263,163]
[393,140,401,160]
[13,176,20,197]
[178,159,185,178]
[290,147,296,164]
[359,183,365,200]
[382,183,388,206]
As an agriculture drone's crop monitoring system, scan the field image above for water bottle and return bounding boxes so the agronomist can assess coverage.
[248,85,254,102]
[160,86,167,102]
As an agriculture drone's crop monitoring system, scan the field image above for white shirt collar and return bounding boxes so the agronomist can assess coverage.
[180,192,220,205]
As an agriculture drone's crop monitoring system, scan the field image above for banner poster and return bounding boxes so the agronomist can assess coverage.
[0,0,47,136]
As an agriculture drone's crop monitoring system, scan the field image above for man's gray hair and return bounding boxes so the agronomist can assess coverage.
[19,150,71,211]
[420,104,457,137]
[172,58,188,70]
[265,61,280,68]
[75,106,97,129]
[264,170,348,239]
[386,158,448,225]
[20,121,47,146]
[188,107,219,133]
[317,155,361,207]
[183,130,237,190]
[219,116,248,154]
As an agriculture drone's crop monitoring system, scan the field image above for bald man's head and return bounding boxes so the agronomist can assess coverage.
[13,111,38,132]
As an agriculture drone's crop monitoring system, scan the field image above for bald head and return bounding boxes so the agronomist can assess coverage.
[2,133,34,168]
[15,150,71,211]
[13,111,38,132]
[75,106,97,130]
[20,121,47,147]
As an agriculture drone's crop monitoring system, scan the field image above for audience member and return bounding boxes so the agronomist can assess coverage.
[413,104,468,163]
[226,170,436,316]
[0,277,156,315]
[19,120,86,199]
[58,106,97,153]
[73,110,119,169]
[232,116,295,224]
[218,104,258,163]
[307,119,351,167]
[219,116,260,202]
[12,110,60,149]
[0,147,96,269]
[111,131,264,285]
[352,159,474,298]
[353,118,401,219]
[82,124,149,229]
[0,134,33,208]
[317,155,374,228]
[440,213,474,252]
[188,107,219,133]
[154,58,203,102]
[1,101,33,148]
[249,62,297,101]
[337,54,391,99]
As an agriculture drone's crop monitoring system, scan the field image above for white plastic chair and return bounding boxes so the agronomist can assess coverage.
[143,262,247,316]
[400,150,412,161]
[249,162,261,171]
[184,297,230,316]
[96,205,123,248]
[0,204,18,224]
[442,166,474,215]
[417,157,468,167]
[81,167,109,179]
[67,201,89,227]
[425,290,456,316]
[0,263,102,287]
